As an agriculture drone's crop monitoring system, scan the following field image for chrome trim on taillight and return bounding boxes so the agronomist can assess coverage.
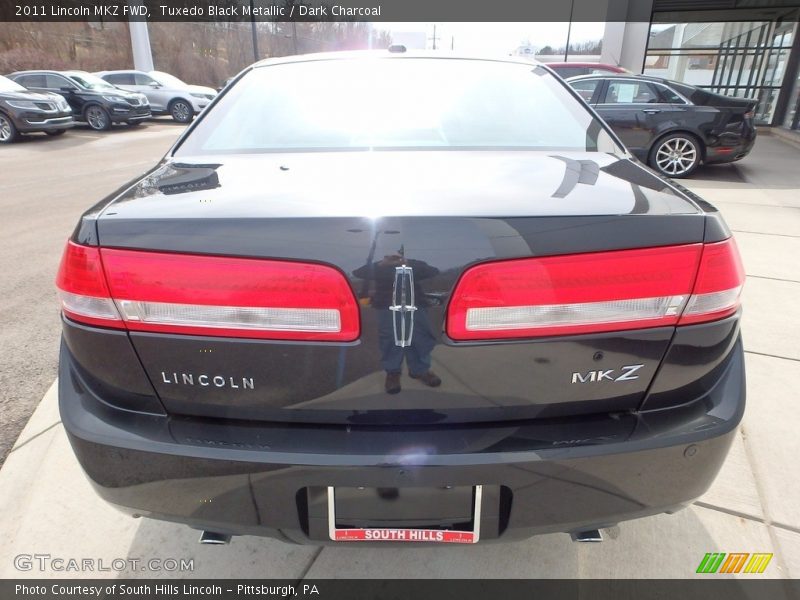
[465,295,688,332]
[114,299,341,333]
[58,290,121,322]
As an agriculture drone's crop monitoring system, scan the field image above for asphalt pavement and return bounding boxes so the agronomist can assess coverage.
[0,121,187,466]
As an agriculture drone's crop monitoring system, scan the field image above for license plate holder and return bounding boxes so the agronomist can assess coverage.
[327,485,482,544]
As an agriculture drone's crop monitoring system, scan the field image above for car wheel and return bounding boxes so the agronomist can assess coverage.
[170,100,193,123]
[0,113,18,144]
[85,105,111,131]
[45,129,67,136]
[649,133,701,178]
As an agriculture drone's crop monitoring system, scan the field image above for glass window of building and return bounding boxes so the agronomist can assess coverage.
[644,21,797,125]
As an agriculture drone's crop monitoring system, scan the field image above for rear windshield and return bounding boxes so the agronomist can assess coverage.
[668,81,749,107]
[551,66,589,78]
[66,72,115,90]
[151,71,187,87]
[176,58,619,155]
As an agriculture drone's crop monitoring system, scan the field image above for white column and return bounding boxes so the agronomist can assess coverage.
[601,22,626,66]
[619,22,651,73]
[129,20,154,72]
[602,21,651,73]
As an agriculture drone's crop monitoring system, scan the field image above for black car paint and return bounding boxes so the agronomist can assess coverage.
[568,74,756,167]
[61,329,743,543]
[58,55,745,543]
[0,86,73,138]
[8,70,151,126]
[71,152,727,426]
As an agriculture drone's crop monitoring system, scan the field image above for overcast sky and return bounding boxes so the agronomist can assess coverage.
[377,22,606,55]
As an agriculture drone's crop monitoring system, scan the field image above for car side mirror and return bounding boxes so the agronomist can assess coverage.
[60,86,76,93]
[149,82,161,88]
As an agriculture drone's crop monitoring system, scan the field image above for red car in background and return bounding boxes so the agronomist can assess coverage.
[544,62,630,78]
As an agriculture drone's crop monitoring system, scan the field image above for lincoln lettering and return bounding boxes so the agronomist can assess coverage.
[161,372,254,389]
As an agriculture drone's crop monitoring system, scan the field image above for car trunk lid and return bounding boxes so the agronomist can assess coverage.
[89,151,707,424]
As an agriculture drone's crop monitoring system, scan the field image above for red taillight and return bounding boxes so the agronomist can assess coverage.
[679,238,744,325]
[56,242,124,329]
[56,241,359,341]
[446,239,744,341]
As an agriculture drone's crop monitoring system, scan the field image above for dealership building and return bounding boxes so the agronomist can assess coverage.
[595,0,800,129]
[122,0,800,130]
[650,4,799,130]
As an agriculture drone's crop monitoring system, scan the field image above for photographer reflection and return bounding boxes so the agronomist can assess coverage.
[353,252,442,395]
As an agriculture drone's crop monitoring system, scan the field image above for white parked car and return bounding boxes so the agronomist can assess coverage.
[95,70,217,123]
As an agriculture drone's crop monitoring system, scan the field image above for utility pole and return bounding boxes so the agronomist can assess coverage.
[429,24,439,50]
[564,0,575,62]
[249,0,259,62]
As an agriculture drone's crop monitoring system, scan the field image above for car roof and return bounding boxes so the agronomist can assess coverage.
[566,73,682,87]
[9,70,66,76]
[149,70,184,78]
[544,62,624,70]
[252,49,544,70]
[96,70,144,75]
[12,70,94,78]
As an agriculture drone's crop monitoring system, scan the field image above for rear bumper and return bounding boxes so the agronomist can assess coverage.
[59,336,745,544]
[705,132,756,165]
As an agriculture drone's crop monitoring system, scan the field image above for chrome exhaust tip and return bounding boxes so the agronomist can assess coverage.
[570,529,603,543]
[199,531,232,545]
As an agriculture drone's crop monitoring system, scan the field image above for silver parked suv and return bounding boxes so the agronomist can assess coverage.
[95,70,217,123]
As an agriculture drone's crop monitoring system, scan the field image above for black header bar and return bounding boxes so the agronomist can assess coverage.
[4,579,800,600]
[1,0,656,23]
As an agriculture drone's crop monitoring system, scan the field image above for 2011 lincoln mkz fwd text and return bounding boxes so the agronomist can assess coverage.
[56,52,746,545]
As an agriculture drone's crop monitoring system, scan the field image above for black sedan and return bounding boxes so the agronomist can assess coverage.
[8,70,151,131]
[567,73,756,177]
[0,74,73,143]
[57,52,745,545]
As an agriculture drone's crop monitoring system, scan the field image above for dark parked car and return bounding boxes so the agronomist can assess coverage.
[0,74,73,143]
[568,73,757,177]
[8,70,151,131]
[57,52,745,546]
[544,62,630,78]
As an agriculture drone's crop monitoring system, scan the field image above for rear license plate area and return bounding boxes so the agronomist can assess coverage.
[326,485,482,543]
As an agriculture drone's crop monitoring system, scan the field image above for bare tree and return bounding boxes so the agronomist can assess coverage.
[0,21,391,87]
